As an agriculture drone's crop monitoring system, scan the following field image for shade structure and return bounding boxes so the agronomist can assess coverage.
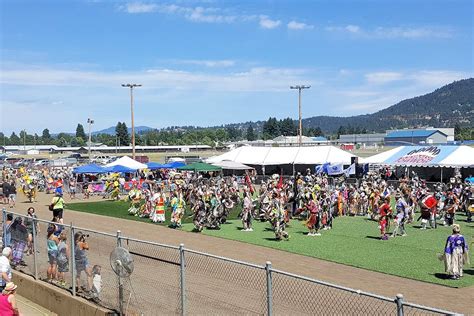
[146,162,165,170]
[212,161,254,170]
[161,161,186,169]
[178,162,222,172]
[206,146,357,166]
[361,145,474,168]
[105,156,147,170]
[72,164,106,174]
[103,165,137,173]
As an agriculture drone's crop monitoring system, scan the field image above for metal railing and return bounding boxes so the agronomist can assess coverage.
[1,208,458,316]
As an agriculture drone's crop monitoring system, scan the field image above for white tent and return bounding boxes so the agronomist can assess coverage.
[361,145,474,168]
[212,161,254,170]
[293,146,356,165]
[207,146,357,166]
[105,156,147,170]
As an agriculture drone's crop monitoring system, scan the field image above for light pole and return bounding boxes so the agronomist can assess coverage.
[87,118,94,162]
[121,83,142,159]
[290,85,311,146]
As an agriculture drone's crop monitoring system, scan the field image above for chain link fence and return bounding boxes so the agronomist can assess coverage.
[1,208,458,316]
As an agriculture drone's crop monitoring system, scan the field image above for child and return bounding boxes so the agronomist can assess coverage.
[25,207,40,255]
[91,265,102,300]
[56,231,70,287]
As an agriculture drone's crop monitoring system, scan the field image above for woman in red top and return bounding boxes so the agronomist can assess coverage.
[0,282,19,316]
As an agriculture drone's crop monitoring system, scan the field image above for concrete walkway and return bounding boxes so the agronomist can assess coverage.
[17,295,56,316]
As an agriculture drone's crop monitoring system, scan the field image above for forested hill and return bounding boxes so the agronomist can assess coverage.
[302,78,473,133]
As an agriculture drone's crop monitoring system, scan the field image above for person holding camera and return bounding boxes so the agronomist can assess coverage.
[74,231,92,293]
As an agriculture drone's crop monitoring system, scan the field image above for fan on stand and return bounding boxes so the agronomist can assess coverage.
[110,247,135,315]
[110,247,134,277]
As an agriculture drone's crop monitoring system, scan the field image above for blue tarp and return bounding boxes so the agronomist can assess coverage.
[162,161,186,169]
[103,165,136,173]
[466,177,474,184]
[72,164,106,174]
[146,162,165,170]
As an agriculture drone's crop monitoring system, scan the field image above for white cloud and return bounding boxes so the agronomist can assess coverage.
[287,21,314,30]
[121,2,158,13]
[175,59,236,67]
[259,15,281,29]
[326,25,453,39]
[345,24,360,33]
[365,72,404,84]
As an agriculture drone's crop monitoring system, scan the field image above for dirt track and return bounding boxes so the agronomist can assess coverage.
[8,192,474,315]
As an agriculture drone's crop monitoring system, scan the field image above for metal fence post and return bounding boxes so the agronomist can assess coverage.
[179,243,186,316]
[396,294,404,316]
[70,223,76,296]
[31,220,38,280]
[117,230,124,316]
[265,261,273,316]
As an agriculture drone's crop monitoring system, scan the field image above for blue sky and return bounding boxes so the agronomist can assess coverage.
[1,0,473,134]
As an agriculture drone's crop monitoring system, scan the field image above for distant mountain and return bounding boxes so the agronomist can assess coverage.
[302,78,474,133]
[92,126,155,136]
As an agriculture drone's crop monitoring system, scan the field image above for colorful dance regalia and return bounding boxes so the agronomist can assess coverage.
[151,193,166,223]
[128,189,142,216]
[443,234,469,278]
[306,200,319,230]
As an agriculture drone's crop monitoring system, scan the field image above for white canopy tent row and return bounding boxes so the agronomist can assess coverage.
[104,156,148,170]
[360,145,474,182]
[361,145,474,168]
[206,146,358,175]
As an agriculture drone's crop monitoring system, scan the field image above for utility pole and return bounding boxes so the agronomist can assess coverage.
[290,85,311,146]
[121,84,142,159]
[87,118,94,162]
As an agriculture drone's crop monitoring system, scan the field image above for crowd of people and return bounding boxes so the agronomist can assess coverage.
[1,163,472,284]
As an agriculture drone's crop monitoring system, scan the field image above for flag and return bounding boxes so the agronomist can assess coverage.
[245,174,254,194]
[315,163,330,174]
[327,163,344,175]
[343,164,356,177]
[277,170,283,189]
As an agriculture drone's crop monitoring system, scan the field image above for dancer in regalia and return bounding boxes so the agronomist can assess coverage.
[442,224,469,280]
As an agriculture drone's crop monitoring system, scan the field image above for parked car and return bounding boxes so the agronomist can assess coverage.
[92,155,111,165]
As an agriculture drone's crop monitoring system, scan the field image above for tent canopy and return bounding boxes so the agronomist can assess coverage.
[206,146,357,166]
[178,162,222,172]
[361,145,474,168]
[105,156,147,170]
[72,164,106,174]
[103,165,136,173]
[161,161,186,169]
[146,162,165,170]
[212,160,254,170]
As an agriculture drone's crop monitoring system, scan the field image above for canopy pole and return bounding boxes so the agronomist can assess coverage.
[440,167,443,183]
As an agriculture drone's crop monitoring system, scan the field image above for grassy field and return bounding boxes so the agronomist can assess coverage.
[67,200,474,288]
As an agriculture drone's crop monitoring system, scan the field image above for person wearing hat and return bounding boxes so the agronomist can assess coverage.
[0,282,19,315]
[443,224,469,280]
[0,248,12,292]
[50,191,65,224]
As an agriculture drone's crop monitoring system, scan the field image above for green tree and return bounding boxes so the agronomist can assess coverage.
[279,118,297,136]
[115,122,130,146]
[42,128,51,142]
[76,123,87,140]
[454,124,462,140]
[9,132,20,145]
[58,137,68,147]
[263,117,280,139]
[246,125,256,141]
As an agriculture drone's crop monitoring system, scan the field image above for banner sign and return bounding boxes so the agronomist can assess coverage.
[385,146,458,165]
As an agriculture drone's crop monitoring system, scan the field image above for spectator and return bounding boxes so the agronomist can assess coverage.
[0,282,19,316]
[0,248,12,292]
[74,231,92,293]
[51,192,65,224]
[2,214,13,249]
[2,180,10,205]
[46,225,59,283]
[24,207,39,256]
[8,181,16,209]
[56,231,69,287]
[9,218,28,267]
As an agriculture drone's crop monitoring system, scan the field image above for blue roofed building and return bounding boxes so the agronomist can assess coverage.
[384,130,448,146]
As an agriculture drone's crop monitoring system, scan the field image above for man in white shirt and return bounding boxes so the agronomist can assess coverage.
[0,247,12,291]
